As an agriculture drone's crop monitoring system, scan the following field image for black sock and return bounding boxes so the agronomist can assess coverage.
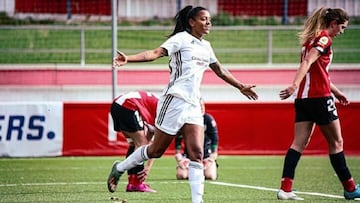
[282,148,301,179]
[126,145,135,158]
[128,164,144,175]
[329,151,352,182]
[126,145,136,175]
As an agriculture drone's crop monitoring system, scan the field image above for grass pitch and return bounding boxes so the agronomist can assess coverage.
[0,156,359,202]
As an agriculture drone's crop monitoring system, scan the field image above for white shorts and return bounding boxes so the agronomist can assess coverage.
[155,95,203,135]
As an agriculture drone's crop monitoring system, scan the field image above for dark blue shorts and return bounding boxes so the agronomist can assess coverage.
[295,96,338,125]
[110,102,144,132]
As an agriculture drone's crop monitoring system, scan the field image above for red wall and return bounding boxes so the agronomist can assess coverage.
[218,0,307,16]
[2,66,359,156]
[62,102,360,156]
[63,103,118,156]
[15,0,111,15]
[206,102,360,155]
[15,0,307,17]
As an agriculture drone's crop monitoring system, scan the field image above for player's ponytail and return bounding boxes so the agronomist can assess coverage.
[298,7,326,45]
[298,7,349,45]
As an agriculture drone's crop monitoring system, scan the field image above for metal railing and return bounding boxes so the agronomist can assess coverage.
[1,25,359,65]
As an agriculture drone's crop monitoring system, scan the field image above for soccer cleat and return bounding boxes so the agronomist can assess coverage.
[125,183,134,192]
[126,183,157,193]
[344,184,360,200]
[107,160,123,193]
[277,189,304,200]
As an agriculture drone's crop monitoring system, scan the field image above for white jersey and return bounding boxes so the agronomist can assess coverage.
[160,31,218,105]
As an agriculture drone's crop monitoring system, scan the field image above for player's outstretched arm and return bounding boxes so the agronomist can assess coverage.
[209,62,258,100]
[113,47,167,68]
[280,48,319,100]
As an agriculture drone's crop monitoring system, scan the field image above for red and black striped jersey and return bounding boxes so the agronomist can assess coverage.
[114,91,158,125]
[296,30,333,99]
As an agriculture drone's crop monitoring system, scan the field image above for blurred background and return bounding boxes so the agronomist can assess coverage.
[0,0,359,102]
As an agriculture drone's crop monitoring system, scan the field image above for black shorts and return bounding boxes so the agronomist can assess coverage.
[110,102,144,132]
[295,96,338,125]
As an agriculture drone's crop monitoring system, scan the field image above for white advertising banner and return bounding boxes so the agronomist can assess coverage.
[0,102,63,157]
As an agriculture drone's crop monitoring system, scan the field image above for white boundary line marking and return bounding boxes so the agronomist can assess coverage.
[1,180,355,200]
[209,181,345,199]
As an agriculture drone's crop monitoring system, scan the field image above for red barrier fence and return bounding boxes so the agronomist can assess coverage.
[62,102,360,156]
[1,65,359,157]
[15,0,307,17]
[15,0,111,15]
[218,0,307,16]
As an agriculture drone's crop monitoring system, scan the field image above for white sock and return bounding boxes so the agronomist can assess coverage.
[188,161,205,203]
[116,145,149,172]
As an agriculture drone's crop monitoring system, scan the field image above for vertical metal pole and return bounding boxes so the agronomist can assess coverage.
[111,0,118,100]
[282,0,289,25]
[176,0,182,12]
[267,30,272,65]
[80,28,85,67]
[66,0,72,20]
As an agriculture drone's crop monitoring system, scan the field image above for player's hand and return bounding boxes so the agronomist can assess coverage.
[203,158,214,169]
[144,123,155,142]
[113,50,127,68]
[334,92,350,106]
[279,85,296,100]
[137,167,150,182]
[240,84,258,100]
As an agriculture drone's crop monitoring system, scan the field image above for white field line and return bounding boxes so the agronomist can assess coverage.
[209,181,345,199]
[0,180,350,200]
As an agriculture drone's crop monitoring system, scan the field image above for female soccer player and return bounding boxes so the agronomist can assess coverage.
[277,7,360,200]
[110,91,158,192]
[107,5,258,203]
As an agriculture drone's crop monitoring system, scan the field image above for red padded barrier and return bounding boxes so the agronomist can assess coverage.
[206,102,360,155]
[62,103,121,156]
[62,102,360,156]
[217,0,307,16]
